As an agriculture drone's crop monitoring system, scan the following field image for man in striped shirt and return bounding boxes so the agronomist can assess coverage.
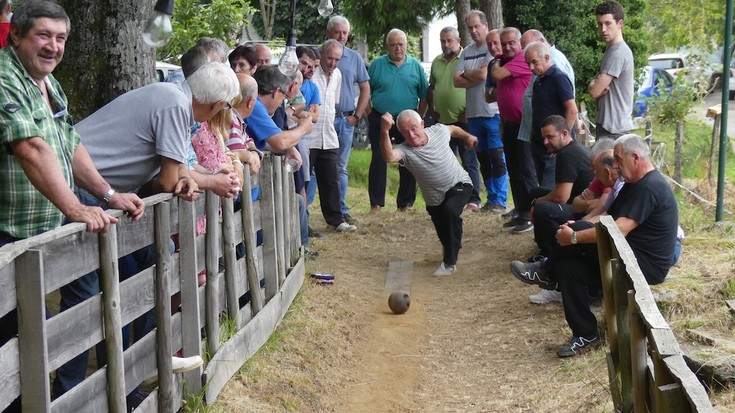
[380,110,478,276]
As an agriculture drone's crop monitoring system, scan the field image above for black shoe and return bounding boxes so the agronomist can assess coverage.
[501,208,518,219]
[557,335,601,358]
[503,216,523,228]
[510,259,555,288]
[512,221,534,233]
[527,254,546,263]
[305,248,319,261]
[342,213,356,224]
[308,226,321,238]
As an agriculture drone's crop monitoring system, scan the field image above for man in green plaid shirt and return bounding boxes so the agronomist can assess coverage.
[0,1,145,243]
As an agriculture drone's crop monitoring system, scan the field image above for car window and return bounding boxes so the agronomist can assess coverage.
[660,71,673,88]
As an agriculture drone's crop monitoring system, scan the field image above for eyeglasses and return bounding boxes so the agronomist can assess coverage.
[275,87,287,99]
[223,102,233,111]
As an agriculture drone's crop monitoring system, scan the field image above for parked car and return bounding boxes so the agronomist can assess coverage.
[634,66,675,117]
[155,61,180,82]
[648,52,716,90]
[729,58,735,100]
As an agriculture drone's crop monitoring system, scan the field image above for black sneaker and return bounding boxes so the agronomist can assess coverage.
[557,335,601,358]
[343,213,356,224]
[527,254,546,263]
[308,226,322,238]
[501,208,517,219]
[510,260,555,288]
[503,216,523,228]
[512,221,534,233]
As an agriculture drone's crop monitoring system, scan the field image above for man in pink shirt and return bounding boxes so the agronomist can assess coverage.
[491,27,534,233]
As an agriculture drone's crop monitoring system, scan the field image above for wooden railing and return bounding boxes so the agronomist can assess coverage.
[596,216,715,412]
[0,154,303,412]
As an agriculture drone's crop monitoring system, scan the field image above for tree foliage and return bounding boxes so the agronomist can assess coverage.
[503,0,649,122]
[158,0,254,62]
[250,0,343,45]
[646,0,725,53]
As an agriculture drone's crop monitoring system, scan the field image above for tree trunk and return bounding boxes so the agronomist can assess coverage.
[675,120,683,182]
[259,0,276,39]
[481,0,503,30]
[455,0,470,47]
[56,0,156,120]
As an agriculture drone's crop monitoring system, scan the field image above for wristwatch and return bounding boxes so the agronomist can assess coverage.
[571,231,578,245]
[102,188,116,204]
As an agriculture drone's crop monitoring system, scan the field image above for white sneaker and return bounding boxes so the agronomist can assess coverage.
[171,355,203,373]
[335,222,357,232]
[433,262,456,276]
[529,289,562,304]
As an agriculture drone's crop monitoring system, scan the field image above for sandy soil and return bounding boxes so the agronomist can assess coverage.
[217,205,614,412]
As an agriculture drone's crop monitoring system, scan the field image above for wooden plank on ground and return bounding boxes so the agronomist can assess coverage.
[726,300,735,317]
[385,261,413,293]
[204,260,304,403]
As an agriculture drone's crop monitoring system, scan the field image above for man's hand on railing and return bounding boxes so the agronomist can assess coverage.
[107,192,145,221]
[67,204,118,234]
[209,168,241,198]
[174,176,200,201]
[284,147,302,171]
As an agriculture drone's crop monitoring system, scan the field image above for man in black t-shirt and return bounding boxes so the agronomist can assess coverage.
[519,115,593,240]
[511,134,677,358]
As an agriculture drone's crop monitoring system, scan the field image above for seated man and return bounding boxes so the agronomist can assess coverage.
[520,115,594,249]
[513,139,621,305]
[519,134,678,357]
[380,110,477,276]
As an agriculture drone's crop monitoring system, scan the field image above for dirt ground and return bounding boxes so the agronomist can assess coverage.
[217,202,617,412]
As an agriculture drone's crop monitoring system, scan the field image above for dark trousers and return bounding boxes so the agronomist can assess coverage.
[503,122,537,215]
[367,110,416,208]
[553,220,600,338]
[533,201,582,257]
[308,148,343,227]
[530,140,556,190]
[448,122,482,206]
[426,182,472,266]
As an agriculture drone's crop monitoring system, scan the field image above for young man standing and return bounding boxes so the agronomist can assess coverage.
[588,0,634,140]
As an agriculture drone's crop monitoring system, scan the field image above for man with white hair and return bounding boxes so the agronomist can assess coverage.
[325,15,370,223]
[368,28,428,212]
[380,110,478,276]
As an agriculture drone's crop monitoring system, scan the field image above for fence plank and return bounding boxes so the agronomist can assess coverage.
[16,249,50,412]
[221,197,239,322]
[154,202,174,413]
[0,258,16,318]
[657,383,690,413]
[612,258,633,412]
[205,192,221,357]
[259,156,279,301]
[273,157,286,285]
[629,290,648,412]
[99,226,126,413]
[662,356,717,412]
[241,163,264,315]
[0,339,20,410]
[178,199,203,396]
[282,161,293,269]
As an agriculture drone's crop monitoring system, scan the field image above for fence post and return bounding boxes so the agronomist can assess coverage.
[99,226,126,413]
[628,290,647,412]
[155,202,174,413]
[273,157,286,286]
[281,160,293,270]
[205,192,221,356]
[260,155,279,301]
[612,258,633,412]
[241,165,264,314]
[221,197,239,322]
[15,249,50,412]
[179,199,203,395]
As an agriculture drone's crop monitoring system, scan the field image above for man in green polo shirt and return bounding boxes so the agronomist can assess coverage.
[367,28,429,212]
[428,26,482,211]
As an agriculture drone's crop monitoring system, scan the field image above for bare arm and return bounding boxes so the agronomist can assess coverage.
[588,73,614,99]
[536,182,574,204]
[72,143,145,221]
[563,99,579,131]
[355,80,370,119]
[305,103,319,123]
[446,125,478,149]
[139,158,198,201]
[11,137,118,233]
[265,113,313,152]
[453,64,487,88]
[491,60,512,81]
[379,113,403,163]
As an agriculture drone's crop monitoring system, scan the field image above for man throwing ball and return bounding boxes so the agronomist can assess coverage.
[381,110,478,276]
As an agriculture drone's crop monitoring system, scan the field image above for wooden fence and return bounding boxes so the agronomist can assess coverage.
[0,154,303,412]
[596,216,716,412]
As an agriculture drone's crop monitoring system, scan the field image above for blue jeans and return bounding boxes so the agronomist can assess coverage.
[335,116,355,214]
[467,116,507,207]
